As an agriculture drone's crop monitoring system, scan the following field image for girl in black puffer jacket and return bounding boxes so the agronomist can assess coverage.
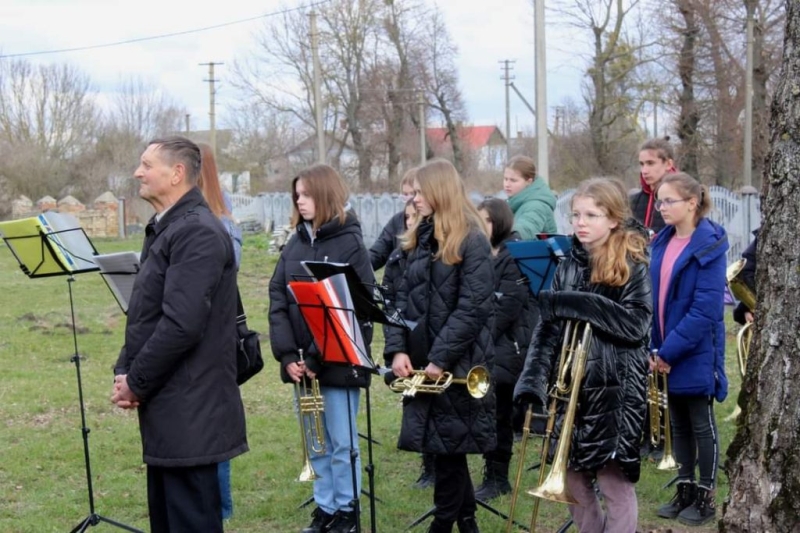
[269,164,374,533]
[515,178,652,533]
[385,159,496,533]
[472,198,537,502]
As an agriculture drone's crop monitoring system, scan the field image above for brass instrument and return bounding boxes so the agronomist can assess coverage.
[727,258,756,378]
[647,367,679,471]
[388,366,491,399]
[294,350,326,482]
[506,320,592,533]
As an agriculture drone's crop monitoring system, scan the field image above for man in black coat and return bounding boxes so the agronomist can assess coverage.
[112,137,248,532]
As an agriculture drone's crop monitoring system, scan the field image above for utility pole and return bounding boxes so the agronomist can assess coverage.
[534,0,548,183]
[310,11,326,164]
[743,0,755,188]
[418,90,426,165]
[200,62,223,155]
[500,60,515,161]
[653,98,659,138]
[185,114,190,134]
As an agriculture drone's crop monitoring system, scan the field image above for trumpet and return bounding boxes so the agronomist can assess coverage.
[294,350,326,482]
[388,366,491,399]
[648,365,679,471]
[507,320,592,533]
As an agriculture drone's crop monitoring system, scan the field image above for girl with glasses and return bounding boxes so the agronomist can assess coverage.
[650,172,728,526]
[515,177,653,532]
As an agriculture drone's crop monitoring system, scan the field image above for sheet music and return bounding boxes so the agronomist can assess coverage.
[38,212,98,272]
[93,251,140,313]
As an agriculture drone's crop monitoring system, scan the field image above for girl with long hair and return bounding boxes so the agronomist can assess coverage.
[385,159,496,533]
[515,177,653,532]
[650,172,728,527]
[631,138,678,235]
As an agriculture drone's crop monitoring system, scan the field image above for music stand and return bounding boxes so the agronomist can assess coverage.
[290,270,389,533]
[0,214,143,533]
[506,235,572,297]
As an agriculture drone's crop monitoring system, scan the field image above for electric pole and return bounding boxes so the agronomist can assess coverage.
[743,0,755,188]
[310,11,326,164]
[500,60,515,162]
[418,90,426,166]
[185,114,190,134]
[200,62,223,156]
[534,0,548,183]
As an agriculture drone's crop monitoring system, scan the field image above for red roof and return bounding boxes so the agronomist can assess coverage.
[426,125,504,150]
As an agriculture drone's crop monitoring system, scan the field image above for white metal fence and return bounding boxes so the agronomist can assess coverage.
[232,186,760,264]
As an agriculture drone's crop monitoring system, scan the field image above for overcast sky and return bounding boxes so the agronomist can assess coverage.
[0,0,587,135]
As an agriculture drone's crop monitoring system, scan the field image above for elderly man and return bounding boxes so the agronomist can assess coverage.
[111,136,247,532]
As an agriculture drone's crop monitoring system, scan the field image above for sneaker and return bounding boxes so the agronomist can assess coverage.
[327,510,357,533]
[678,485,716,526]
[301,507,334,533]
[657,481,697,519]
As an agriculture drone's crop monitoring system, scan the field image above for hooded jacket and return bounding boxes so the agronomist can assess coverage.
[114,187,248,467]
[384,218,497,455]
[508,178,558,239]
[650,218,729,401]
[514,230,653,483]
[269,212,374,388]
[630,174,667,234]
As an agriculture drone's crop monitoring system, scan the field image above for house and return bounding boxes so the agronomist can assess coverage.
[426,125,507,170]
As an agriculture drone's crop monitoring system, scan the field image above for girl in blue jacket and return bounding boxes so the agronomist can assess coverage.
[649,172,728,527]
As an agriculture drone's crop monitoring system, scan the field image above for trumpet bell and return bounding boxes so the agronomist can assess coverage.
[464,366,491,399]
[527,473,578,505]
[656,453,680,471]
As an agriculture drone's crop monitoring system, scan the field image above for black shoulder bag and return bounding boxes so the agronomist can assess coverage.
[236,289,264,385]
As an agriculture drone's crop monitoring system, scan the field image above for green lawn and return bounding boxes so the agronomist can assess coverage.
[0,234,738,532]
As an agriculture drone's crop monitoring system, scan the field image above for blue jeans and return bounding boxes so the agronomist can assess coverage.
[306,386,361,515]
[218,460,232,519]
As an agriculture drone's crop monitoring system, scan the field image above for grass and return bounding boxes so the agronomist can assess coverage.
[0,233,741,532]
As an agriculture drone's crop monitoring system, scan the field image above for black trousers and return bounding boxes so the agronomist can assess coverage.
[485,382,514,464]
[433,454,476,523]
[146,463,223,533]
[669,395,719,488]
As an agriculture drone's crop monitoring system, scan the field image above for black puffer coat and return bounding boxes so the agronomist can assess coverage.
[269,213,374,388]
[630,175,665,235]
[493,232,538,385]
[514,236,652,483]
[384,219,497,454]
[370,210,406,270]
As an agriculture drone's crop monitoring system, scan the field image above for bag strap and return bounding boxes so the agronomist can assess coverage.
[236,288,247,326]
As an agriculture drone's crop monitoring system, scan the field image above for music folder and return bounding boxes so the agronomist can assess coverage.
[506,234,572,297]
[92,251,140,313]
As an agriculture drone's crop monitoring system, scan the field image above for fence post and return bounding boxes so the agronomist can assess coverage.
[740,185,759,237]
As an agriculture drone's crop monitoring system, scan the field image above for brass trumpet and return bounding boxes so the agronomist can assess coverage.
[506,320,592,533]
[388,366,491,399]
[648,367,679,471]
[294,350,326,482]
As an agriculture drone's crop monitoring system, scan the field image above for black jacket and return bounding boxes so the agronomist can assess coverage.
[269,213,374,388]
[733,230,758,325]
[114,187,248,467]
[384,218,497,454]
[492,232,538,385]
[370,210,406,271]
[514,236,652,483]
[630,175,665,235]
[380,245,407,340]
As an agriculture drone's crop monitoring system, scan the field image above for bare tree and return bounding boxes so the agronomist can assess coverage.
[722,3,800,530]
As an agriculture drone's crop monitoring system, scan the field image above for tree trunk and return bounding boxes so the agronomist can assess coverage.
[677,1,700,177]
[722,3,800,531]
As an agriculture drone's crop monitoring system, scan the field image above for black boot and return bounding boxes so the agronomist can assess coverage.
[327,510,357,533]
[473,460,511,501]
[301,507,335,533]
[414,453,436,489]
[678,484,716,526]
[657,481,697,519]
[456,516,480,533]
[427,517,453,533]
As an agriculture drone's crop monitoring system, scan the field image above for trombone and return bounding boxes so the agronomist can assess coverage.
[727,258,756,379]
[294,349,326,482]
[388,366,491,399]
[506,320,592,533]
[647,365,679,471]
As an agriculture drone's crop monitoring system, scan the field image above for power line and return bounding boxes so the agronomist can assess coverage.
[0,1,330,59]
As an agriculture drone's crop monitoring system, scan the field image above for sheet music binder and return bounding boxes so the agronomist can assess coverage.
[0,213,99,278]
[506,234,572,297]
[93,252,140,313]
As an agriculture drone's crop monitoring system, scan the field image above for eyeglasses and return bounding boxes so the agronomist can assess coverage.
[567,212,607,224]
[655,198,688,210]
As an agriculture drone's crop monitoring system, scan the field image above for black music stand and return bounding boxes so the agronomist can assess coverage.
[0,220,144,533]
[290,267,395,533]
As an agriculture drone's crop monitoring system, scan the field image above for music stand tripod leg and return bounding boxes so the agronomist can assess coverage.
[346,388,363,533]
[404,505,436,531]
[65,277,144,533]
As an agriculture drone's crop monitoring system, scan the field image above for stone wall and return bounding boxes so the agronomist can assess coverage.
[10,192,120,238]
